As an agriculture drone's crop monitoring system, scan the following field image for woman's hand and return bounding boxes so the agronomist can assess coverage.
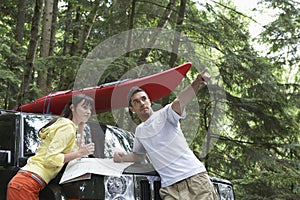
[79,143,95,157]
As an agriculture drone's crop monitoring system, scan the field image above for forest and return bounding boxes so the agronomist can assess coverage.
[0,0,299,199]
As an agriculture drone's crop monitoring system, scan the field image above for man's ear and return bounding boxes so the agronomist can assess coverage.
[129,106,135,113]
[70,104,74,112]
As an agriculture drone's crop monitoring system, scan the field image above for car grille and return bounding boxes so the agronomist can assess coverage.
[139,180,161,200]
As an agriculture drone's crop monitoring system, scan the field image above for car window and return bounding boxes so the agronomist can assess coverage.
[0,114,15,151]
[104,125,134,158]
[23,114,54,156]
[22,115,134,159]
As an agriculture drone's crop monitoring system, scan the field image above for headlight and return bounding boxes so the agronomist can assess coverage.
[217,183,234,200]
[105,176,134,200]
[106,176,127,196]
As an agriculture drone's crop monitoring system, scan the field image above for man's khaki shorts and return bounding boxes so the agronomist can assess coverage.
[159,172,220,200]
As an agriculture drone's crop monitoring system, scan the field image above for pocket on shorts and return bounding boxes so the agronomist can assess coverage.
[189,173,214,191]
[8,181,23,191]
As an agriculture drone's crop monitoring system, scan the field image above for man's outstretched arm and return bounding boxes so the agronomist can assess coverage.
[172,68,211,116]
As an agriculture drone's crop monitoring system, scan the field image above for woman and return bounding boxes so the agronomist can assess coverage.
[6,94,95,200]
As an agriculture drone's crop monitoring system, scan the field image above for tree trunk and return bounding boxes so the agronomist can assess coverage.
[17,0,44,105]
[40,0,53,58]
[70,6,81,56]
[49,0,58,56]
[38,0,54,93]
[126,0,136,57]
[137,0,177,65]
[161,0,186,106]
[169,0,186,68]
[15,0,27,45]
[11,0,27,107]
[62,1,73,55]
[47,0,58,89]
[75,0,101,56]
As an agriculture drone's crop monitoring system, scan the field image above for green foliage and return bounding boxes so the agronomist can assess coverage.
[0,0,299,198]
[34,56,83,91]
[0,30,25,109]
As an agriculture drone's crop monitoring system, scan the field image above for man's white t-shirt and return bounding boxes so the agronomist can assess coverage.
[133,104,206,187]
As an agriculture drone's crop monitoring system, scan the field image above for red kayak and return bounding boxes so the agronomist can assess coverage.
[16,62,192,115]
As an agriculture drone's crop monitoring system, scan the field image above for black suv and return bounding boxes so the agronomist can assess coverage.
[0,111,235,200]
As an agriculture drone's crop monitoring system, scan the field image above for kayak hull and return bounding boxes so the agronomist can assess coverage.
[16,62,192,115]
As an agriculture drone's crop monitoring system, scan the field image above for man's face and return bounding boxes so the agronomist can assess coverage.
[129,91,152,121]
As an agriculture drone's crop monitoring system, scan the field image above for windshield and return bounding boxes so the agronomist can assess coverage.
[23,115,134,159]
[104,125,134,158]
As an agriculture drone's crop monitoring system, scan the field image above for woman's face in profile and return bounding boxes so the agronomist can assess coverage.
[72,100,92,123]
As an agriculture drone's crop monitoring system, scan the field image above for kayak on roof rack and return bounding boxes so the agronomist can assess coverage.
[15,62,192,115]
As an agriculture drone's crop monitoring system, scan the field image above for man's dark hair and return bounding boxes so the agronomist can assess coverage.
[127,86,145,107]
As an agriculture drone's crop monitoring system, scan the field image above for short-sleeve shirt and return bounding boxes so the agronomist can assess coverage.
[133,104,206,187]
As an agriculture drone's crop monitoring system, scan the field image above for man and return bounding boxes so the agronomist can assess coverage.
[113,69,219,200]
